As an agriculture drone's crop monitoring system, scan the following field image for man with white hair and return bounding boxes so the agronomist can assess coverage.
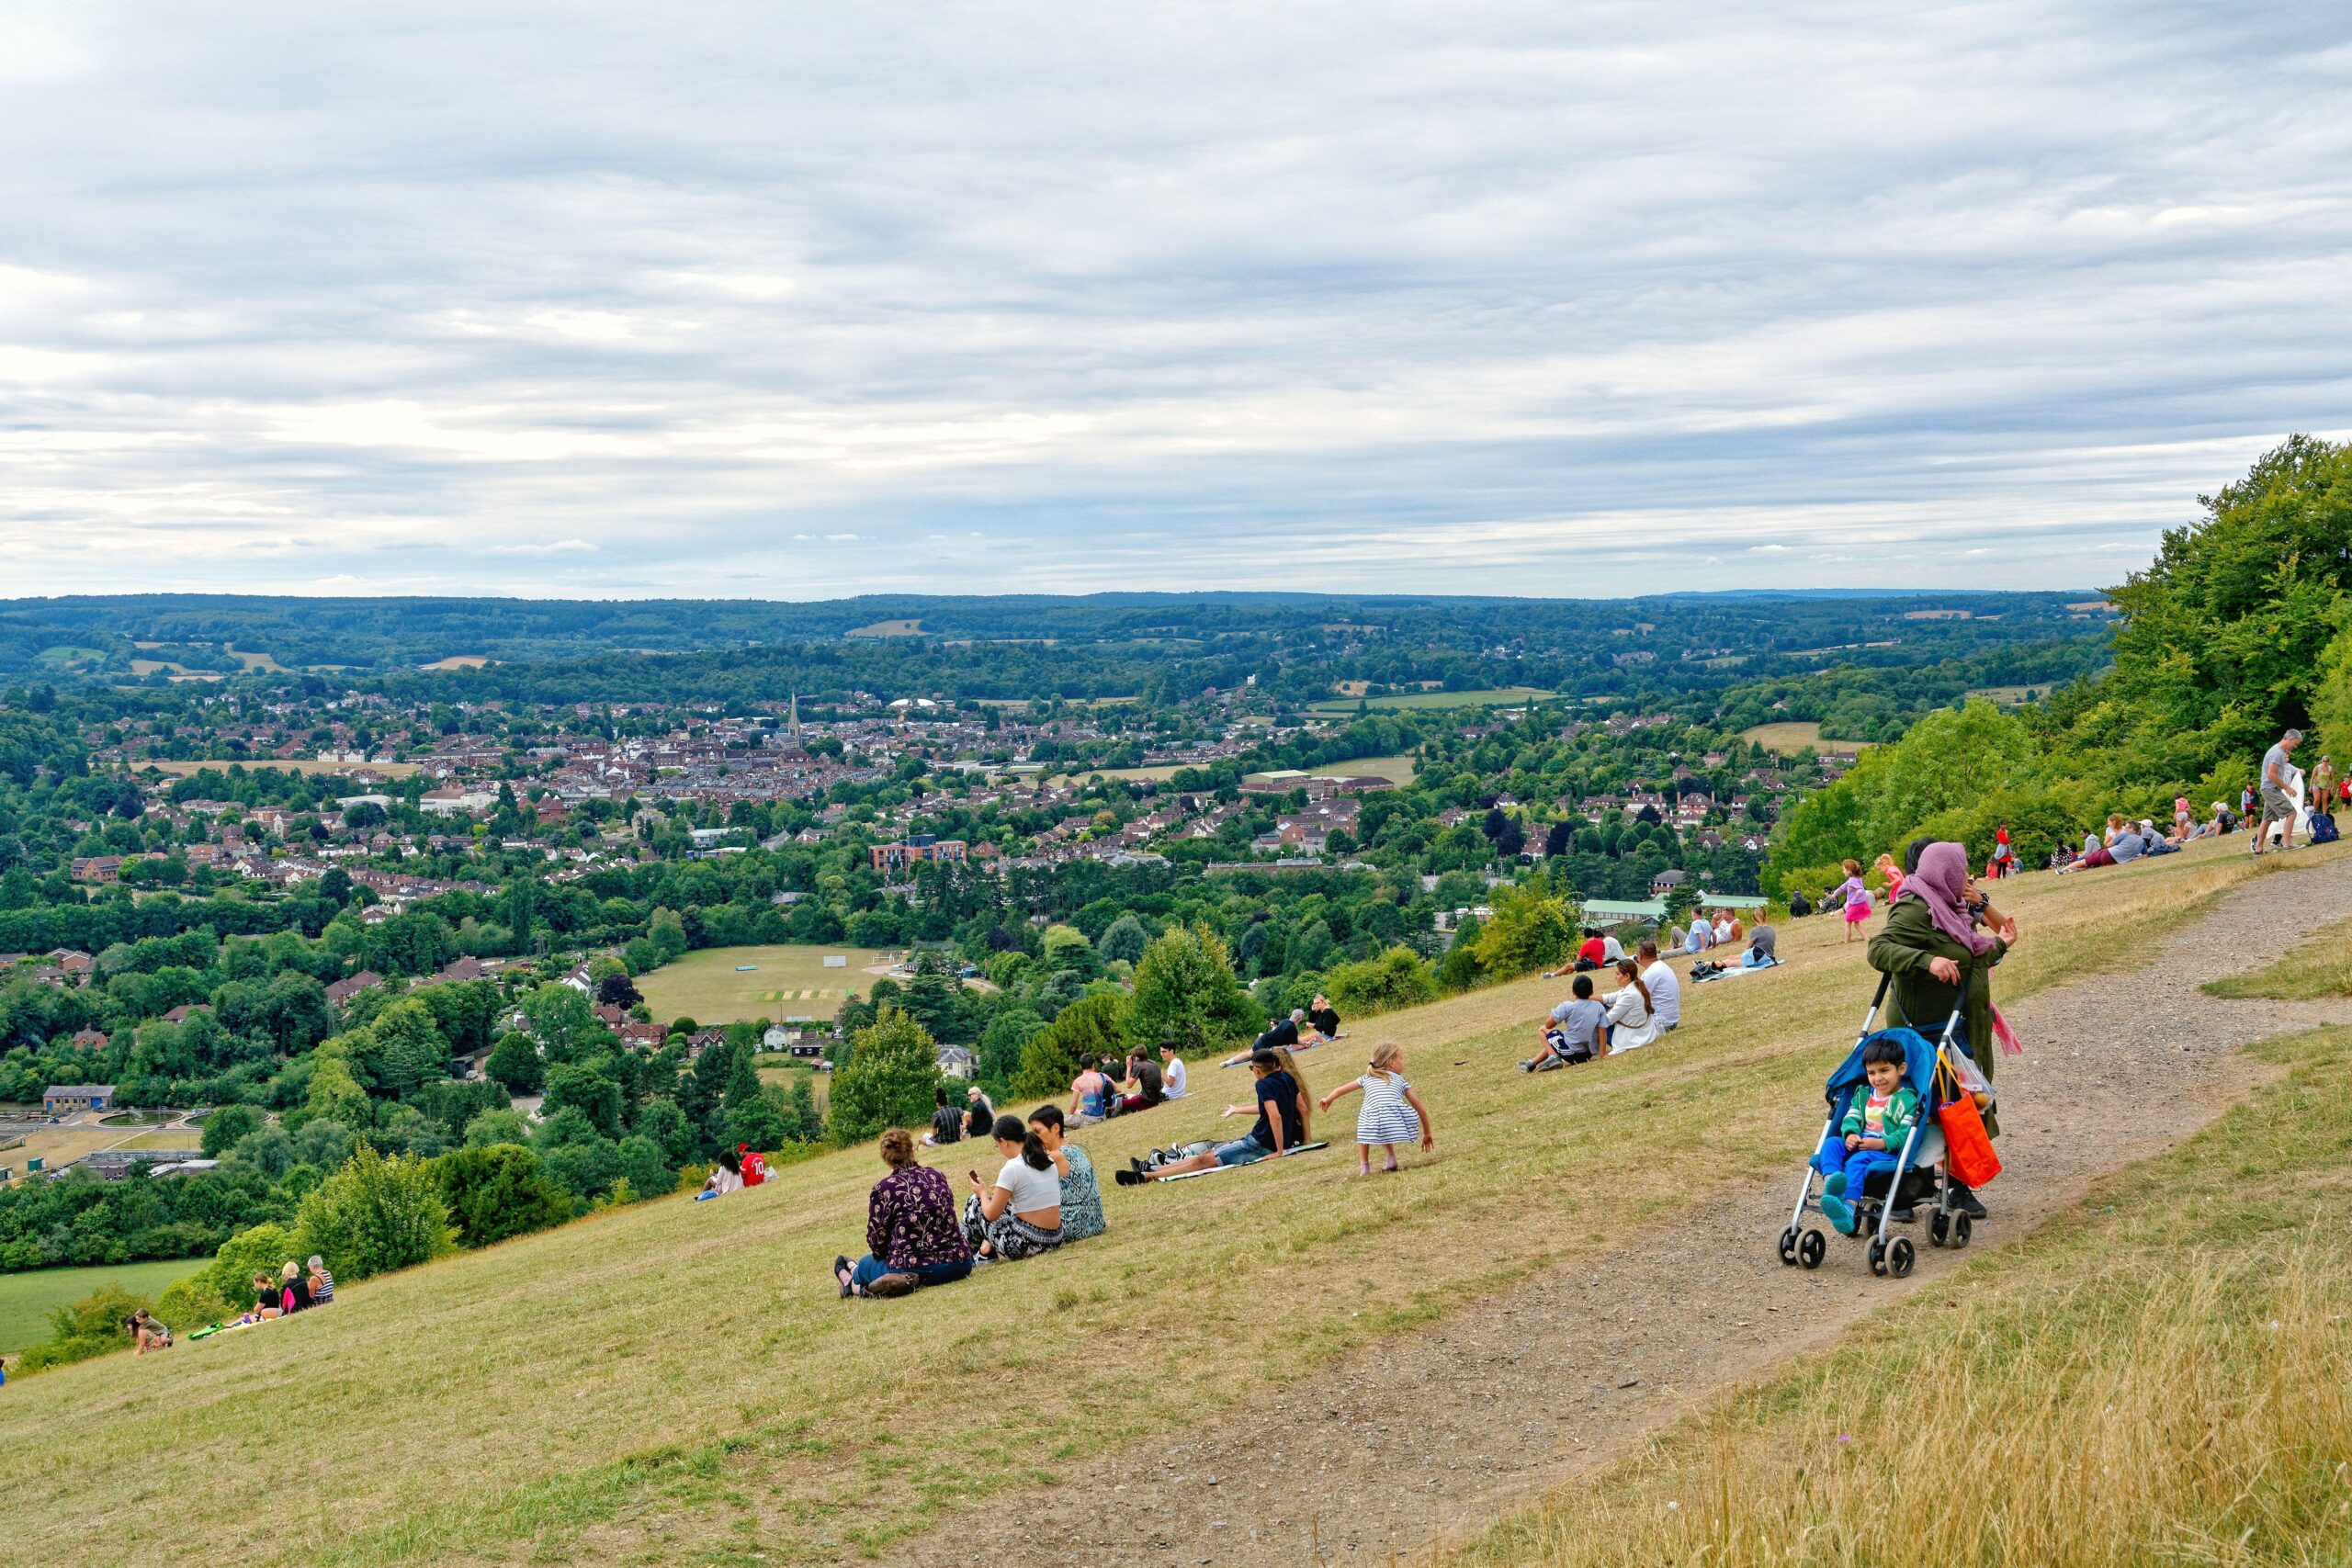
[2256,728,2303,854]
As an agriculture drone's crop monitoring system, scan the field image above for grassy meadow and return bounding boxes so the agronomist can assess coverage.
[0,1259,204,1353]
[635,944,899,1024]
[1309,685,1555,714]
[0,837,2330,1565]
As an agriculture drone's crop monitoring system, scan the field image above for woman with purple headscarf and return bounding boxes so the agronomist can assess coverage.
[1867,841,2020,1218]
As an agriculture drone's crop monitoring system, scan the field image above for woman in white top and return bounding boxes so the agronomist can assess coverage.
[961,1115,1064,1260]
[1602,958,1663,1053]
[1600,932,1624,964]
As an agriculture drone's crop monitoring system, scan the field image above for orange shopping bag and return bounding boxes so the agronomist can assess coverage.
[1939,1089,2001,1188]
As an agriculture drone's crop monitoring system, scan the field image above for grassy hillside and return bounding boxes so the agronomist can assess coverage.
[1440,1021,2352,1567]
[0,1259,202,1353]
[0,839,2322,1565]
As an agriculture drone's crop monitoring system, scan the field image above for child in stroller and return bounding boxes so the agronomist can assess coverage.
[1777,980,1977,1278]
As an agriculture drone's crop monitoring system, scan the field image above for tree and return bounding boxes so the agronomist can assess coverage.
[976,1006,1043,1087]
[597,973,642,1010]
[303,1057,373,1131]
[1470,882,1574,978]
[725,1086,791,1153]
[634,1098,696,1164]
[484,1031,544,1095]
[199,1103,264,1157]
[828,1007,943,1145]
[542,1062,624,1139]
[616,1134,678,1198]
[1097,913,1150,964]
[462,1106,532,1148]
[203,1221,303,1309]
[782,1075,823,1143]
[429,1144,574,1247]
[1323,946,1440,1016]
[371,998,451,1100]
[1127,926,1255,1055]
[520,983,599,1063]
[294,1145,455,1282]
[1013,991,1127,1097]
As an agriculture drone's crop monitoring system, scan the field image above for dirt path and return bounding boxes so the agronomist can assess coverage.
[901,857,2352,1568]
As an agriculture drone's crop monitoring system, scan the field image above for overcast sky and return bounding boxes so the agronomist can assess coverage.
[1,3,2346,600]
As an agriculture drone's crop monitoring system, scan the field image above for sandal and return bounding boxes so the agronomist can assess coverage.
[833,1255,853,1298]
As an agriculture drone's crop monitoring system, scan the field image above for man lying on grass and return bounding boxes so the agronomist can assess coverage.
[1116,1050,1304,1183]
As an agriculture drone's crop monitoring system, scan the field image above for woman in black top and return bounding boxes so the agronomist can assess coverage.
[1306,996,1340,1039]
[279,1261,312,1312]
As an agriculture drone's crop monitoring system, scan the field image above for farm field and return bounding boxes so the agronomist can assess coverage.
[0,1259,204,1353]
[1966,683,2047,705]
[636,944,901,1024]
[35,645,109,667]
[1739,720,1881,755]
[2,836,2327,1566]
[1308,684,1554,713]
[141,758,424,779]
[844,618,924,637]
[418,654,492,671]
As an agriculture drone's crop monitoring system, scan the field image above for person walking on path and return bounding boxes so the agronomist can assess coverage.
[1867,840,2018,1221]
[2255,728,2303,854]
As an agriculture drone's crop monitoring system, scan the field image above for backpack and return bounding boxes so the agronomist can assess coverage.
[2311,812,2340,845]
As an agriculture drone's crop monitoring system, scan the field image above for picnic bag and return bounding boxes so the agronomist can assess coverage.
[1938,1088,2001,1188]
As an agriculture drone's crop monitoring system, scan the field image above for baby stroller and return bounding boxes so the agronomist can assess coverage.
[1775,976,1974,1279]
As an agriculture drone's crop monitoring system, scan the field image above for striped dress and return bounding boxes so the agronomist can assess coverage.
[1352,1072,1420,1146]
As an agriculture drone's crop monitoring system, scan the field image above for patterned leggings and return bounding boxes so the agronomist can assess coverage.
[963,1193,1063,1260]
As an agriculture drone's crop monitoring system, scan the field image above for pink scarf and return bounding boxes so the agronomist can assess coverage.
[1899,841,1994,957]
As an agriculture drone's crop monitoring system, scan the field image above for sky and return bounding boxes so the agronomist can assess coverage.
[1,2,2347,601]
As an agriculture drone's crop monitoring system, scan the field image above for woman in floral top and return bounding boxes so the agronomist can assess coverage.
[1026,1105,1105,1243]
[834,1128,973,1298]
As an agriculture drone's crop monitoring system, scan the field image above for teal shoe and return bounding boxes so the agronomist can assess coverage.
[1820,1192,1858,1235]
[1824,1172,1847,1198]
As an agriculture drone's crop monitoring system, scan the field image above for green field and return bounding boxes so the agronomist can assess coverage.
[1308,684,1554,713]
[35,645,110,668]
[0,1259,205,1354]
[1739,720,1880,755]
[635,944,899,1023]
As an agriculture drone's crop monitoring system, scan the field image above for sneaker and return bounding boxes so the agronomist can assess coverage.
[866,1272,918,1298]
[1518,1060,1533,1072]
[1127,1156,1149,1177]
[1948,1182,1988,1220]
[1888,1205,1916,1224]
[1114,1168,1145,1186]
[833,1255,853,1299]
[1823,1172,1847,1198]
[1819,1193,1857,1235]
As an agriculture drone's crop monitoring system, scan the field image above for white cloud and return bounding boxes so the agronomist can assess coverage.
[0,3,2347,596]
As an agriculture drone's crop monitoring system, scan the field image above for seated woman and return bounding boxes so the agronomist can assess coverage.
[698,1145,744,1198]
[1601,959,1662,1052]
[250,1272,283,1320]
[1306,994,1341,1040]
[962,1116,1064,1260]
[1027,1106,1105,1242]
[1119,1051,1306,1182]
[834,1127,973,1297]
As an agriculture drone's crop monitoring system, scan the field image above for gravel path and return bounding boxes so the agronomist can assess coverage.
[899,856,2352,1568]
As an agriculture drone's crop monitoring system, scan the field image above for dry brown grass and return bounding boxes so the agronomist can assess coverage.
[0,837,2324,1565]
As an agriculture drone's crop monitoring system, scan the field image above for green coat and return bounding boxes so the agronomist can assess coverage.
[1867,897,2008,1081]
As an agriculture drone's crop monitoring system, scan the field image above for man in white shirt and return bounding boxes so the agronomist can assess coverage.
[1638,940,1679,1032]
[1159,1041,1188,1099]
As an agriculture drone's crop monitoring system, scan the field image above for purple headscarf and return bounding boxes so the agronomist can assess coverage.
[1899,841,1995,957]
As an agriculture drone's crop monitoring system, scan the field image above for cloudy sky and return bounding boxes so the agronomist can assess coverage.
[1,3,2346,600]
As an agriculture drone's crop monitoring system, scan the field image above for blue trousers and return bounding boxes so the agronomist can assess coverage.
[850,1255,973,1292]
[1813,1135,1899,1197]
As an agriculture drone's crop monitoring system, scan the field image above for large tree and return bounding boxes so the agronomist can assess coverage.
[827,1007,942,1145]
[1126,925,1255,1055]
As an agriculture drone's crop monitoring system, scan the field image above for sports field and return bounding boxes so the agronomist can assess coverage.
[1309,684,1553,713]
[635,944,899,1023]
[0,1259,203,1353]
[1739,720,1880,755]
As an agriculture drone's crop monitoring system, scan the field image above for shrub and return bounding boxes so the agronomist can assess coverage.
[294,1145,455,1282]
[204,1221,304,1309]
[461,1107,531,1148]
[538,1136,623,1202]
[429,1144,575,1247]
[1323,946,1440,1017]
[16,1284,146,1375]
[1471,882,1576,979]
[156,1274,237,1331]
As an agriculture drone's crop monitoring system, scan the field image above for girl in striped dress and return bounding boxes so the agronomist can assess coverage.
[1318,1042,1434,1175]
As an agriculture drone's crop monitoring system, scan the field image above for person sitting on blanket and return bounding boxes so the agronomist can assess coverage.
[1116,1051,1304,1183]
[1219,1010,1307,1068]
[962,1115,1064,1259]
[1523,973,1606,1070]
[1812,1037,1921,1234]
[1306,995,1341,1039]
[1735,921,1778,968]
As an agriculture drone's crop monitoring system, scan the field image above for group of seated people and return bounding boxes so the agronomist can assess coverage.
[1067,1042,1188,1122]
[1216,996,1341,1068]
[1676,912,1753,953]
[833,1103,1114,1297]
[2054,812,2187,873]
[1522,940,1682,1069]
[180,1257,336,1342]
